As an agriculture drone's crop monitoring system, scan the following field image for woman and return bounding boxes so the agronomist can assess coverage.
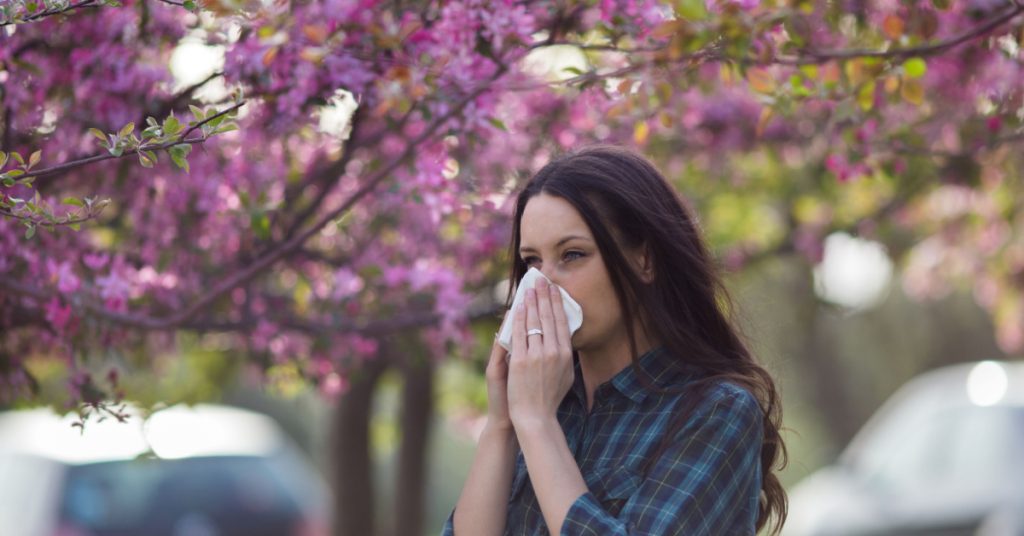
[442,146,787,535]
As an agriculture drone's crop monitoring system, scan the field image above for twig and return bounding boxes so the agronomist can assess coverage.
[770,4,1024,65]
[0,0,99,27]
[14,101,245,181]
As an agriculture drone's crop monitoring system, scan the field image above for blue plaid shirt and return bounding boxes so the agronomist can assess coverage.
[442,346,763,535]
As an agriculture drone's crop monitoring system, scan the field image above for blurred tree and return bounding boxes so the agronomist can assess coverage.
[3,0,1024,534]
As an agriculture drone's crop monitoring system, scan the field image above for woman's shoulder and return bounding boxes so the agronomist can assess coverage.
[686,378,763,432]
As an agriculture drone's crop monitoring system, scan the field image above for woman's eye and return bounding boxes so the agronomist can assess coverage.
[563,251,584,262]
[522,256,539,266]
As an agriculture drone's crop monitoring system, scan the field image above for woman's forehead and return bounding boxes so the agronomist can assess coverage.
[520,194,593,245]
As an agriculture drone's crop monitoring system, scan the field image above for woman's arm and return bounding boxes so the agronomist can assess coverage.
[504,279,589,534]
[446,337,519,535]
[449,421,519,535]
[514,417,589,534]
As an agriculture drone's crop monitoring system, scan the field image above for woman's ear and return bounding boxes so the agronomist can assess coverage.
[632,243,655,284]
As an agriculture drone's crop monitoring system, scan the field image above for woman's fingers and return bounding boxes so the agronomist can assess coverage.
[534,279,559,355]
[511,298,527,359]
[548,283,573,358]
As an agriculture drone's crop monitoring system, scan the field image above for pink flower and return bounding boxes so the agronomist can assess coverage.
[83,252,110,271]
[44,297,75,336]
[47,260,81,294]
[333,268,365,300]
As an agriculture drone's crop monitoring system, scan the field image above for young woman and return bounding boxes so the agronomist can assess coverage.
[442,146,787,535]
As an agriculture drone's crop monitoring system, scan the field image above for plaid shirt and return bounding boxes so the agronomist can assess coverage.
[442,346,763,536]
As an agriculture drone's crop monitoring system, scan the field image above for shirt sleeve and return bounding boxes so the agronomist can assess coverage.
[440,508,455,536]
[560,386,764,536]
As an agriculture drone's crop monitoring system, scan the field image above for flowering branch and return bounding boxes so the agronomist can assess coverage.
[771,3,1024,65]
[0,0,199,26]
[1,71,505,329]
[0,101,243,235]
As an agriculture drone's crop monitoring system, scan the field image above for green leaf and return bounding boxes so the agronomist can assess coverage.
[6,169,24,178]
[676,0,707,20]
[10,152,24,166]
[163,115,182,136]
[903,57,927,78]
[28,150,41,169]
[183,0,197,10]
[89,128,107,143]
[487,117,508,131]
[207,114,226,128]
[25,225,35,239]
[109,146,124,157]
[142,126,161,139]
[26,2,38,13]
[561,66,585,76]
[212,124,238,135]
[119,122,135,138]
[0,152,7,169]
[251,213,270,240]
[69,223,81,231]
[169,144,192,173]
[63,197,84,207]
[146,116,159,127]
[857,81,876,111]
[139,152,155,168]
[189,105,205,121]
[2,177,14,187]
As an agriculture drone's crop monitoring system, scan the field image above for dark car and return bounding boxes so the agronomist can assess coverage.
[785,360,1024,536]
[0,404,331,536]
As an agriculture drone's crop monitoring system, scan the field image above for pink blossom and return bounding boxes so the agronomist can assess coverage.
[44,297,75,336]
[47,259,81,294]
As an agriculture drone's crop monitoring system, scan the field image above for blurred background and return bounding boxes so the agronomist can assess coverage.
[2,0,1024,535]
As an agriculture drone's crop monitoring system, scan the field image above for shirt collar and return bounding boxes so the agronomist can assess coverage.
[610,345,699,405]
[568,346,702,408]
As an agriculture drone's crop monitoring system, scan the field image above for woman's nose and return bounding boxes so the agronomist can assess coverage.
[539,270,561,289]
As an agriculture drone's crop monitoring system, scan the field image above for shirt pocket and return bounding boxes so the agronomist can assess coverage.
[585,464,642,517]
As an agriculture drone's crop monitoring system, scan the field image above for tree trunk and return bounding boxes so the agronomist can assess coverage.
[791,260,861,451]
[393,350,435,536]
[332,355,389,536]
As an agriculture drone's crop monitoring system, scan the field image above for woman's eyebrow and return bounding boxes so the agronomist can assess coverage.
[519,235,592,253]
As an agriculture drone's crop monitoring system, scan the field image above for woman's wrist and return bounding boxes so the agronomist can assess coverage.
[484,416,515,435]
[510,413,559,436]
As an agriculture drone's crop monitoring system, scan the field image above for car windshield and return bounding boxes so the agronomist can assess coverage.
[853,405,1024,496]
[58,455,304,536]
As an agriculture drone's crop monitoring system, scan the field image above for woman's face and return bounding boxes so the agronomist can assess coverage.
[518,192,631,352]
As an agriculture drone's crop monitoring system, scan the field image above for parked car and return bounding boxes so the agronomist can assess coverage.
[0,403,331,536]
[785,360,1024,536]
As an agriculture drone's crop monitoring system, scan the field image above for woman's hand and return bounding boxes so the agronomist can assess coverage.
[506,277,575,428]
[484,334,513,431]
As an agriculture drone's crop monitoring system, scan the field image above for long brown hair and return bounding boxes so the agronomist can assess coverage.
[505,145,787,534]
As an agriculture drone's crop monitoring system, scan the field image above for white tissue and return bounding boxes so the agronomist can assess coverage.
[497,267,583,352]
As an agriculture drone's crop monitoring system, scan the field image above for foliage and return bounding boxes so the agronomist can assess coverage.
[1,0,1023,412]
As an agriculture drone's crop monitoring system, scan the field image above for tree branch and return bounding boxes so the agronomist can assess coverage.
[12,101,245,182]
[0,276,506,337]
[770,4,1024,65]
[0,0,99,27]
[532,3,1023,72]
[0,71,506,331]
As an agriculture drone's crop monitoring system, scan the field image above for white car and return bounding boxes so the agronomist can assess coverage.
[0,403,331,536]
[785,360,1024,536]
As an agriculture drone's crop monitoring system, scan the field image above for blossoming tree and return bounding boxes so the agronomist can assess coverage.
[2,0,1023,534]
